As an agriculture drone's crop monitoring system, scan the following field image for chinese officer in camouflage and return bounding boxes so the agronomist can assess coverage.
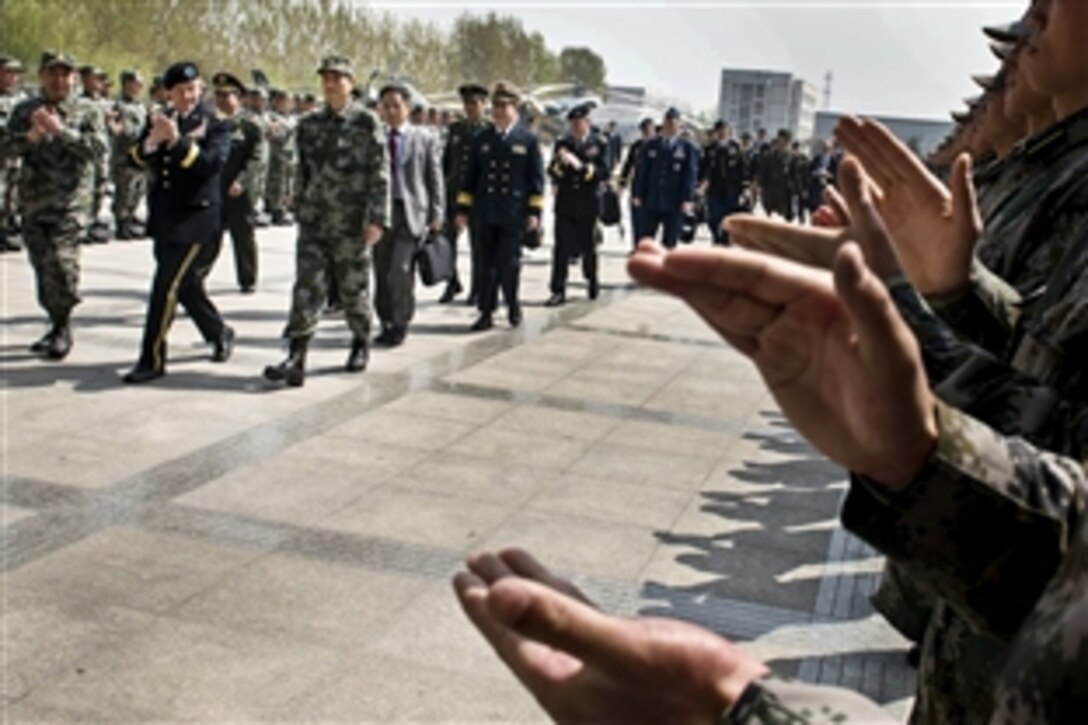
[265,88,297,226]
[2,51,107,359]
[455,82,545,331]
[698,120,748,245]
[210,71,264,292]
[546,103,607,306]
[243,86,272,226]
[440,82,490,304]
[0,54,27,253]
[108,69,148,240]
[263,55,389,388]
[78,64,112,243]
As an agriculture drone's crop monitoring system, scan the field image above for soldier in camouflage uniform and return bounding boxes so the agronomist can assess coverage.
[263,55,389,388]
[726,10,1088,708]
[210,72,264,293]
[2,51,107,359]
[264,88,296,226]
[243,87,271,226]
[756,129,795,221]
[107,70,148,240]
[78,65,112,244]
[457,224,1088,723]
[439,83,490,304]
[0,54,27,253]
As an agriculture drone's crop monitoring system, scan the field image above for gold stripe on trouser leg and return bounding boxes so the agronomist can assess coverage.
[152,244,201,371]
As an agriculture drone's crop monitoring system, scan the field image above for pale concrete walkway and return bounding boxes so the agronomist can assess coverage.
[2,217,912,721]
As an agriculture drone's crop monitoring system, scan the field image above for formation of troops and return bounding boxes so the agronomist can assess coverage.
[5,0,1088,719]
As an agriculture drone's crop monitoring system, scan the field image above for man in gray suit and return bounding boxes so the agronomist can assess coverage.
[374,83,445,347]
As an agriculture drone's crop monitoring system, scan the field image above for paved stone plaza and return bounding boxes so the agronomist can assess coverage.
[2,219,913,721]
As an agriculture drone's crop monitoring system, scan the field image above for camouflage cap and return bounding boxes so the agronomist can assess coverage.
[490,81,521,104]
[40,51,77,71]
[246,85,268,99]
[982,18,1031,44]
[0,54,25,72]
[269,87,288,99]
[317,55,353,78]
[120,69,143,84]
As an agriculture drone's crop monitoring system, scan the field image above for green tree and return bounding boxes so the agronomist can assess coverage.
[559,47,606,93]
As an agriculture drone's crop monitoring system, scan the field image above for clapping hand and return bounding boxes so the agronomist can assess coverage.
[833,116,981,296]
[628,241,938,490]
[455,548,767,724]
[727,156,907,281]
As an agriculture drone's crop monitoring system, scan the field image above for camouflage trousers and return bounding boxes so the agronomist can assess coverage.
[285,228,371,341]
[265,156,293,215]
[23,213,83,321]
[111,164,146,224]
[90,154,110,220]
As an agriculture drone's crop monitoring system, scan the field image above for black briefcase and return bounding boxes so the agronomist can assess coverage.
[415,232,454,286]
[599,187,621,226]
[522,226,543,250]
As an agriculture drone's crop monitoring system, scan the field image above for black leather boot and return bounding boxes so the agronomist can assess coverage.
[263,337,308,387]
[346,337,369,373]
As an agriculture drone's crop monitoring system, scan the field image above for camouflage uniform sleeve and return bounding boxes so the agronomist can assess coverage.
[1,102,31,159]
[56,103,108,164]
[924,258,1023,355]
[240,119,264,199]
[722,676,897,724]
[841,401,1086,640]
[361,112,390,229]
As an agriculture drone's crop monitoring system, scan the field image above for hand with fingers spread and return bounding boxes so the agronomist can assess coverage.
[834,116,981,296]
[726,157,906,281]
[628,242,937,490]
[455,549,768,725]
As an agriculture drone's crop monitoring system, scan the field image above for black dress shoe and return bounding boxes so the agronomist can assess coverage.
[346,338,369,372]
[374,327,395,346]
[470,313,493,332]
[544,293,565,308]
[439,279,463,304]
[588,279,600,300]
[387,327,407,347]
[240,286,255,295]
[212,325,235,363]
[123,365,164,384]
[508,305,523,328]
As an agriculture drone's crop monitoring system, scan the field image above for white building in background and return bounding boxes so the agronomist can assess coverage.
[813,111,953,157]
[717,69,818,141]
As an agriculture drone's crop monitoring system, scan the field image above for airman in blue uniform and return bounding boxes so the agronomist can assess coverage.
[632,107,699,249]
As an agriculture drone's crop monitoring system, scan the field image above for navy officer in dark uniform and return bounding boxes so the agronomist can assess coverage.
[123,61,233,384]
[455,82,545,331]
[632,107,698,249]
[699,120,748,245]
[545,104,608,306]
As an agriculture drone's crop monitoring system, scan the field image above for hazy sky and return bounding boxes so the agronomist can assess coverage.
[369,0,1025,119]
